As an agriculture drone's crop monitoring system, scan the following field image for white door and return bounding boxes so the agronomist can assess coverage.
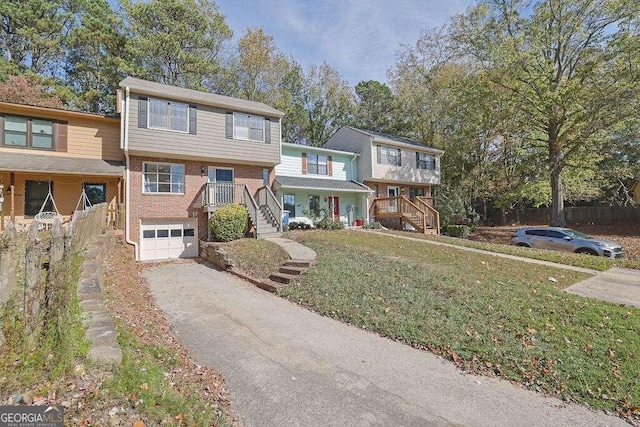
[140,219,197,261]
[388,186,400,212]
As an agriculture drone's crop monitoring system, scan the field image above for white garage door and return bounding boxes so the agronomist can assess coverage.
[140,219,198,261]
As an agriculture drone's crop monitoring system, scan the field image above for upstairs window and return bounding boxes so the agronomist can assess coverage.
[148,99,189,132]
[416,152,436,170]
[143,162,185,194]
[2,115,55,150]
[307,154,328,175]
[377,145,401,166]
[233,113,264,142]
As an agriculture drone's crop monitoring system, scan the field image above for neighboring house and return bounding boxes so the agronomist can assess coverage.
[274,143,372,226]
[323,126,444,233]
[0,102,124,229]
[119,77,285,261]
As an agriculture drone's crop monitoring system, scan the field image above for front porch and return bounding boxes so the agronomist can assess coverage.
[199,182,282,238]
[371,196,440,234]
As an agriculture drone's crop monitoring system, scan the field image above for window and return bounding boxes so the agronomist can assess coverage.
[410,187,425,198]
[149,98,188,132]
[2,115,54,150]
[309,195,320,215]
[525,229,548,237]
[143,162,185,194]
[234,113,264,142]
[373,185,379,198]
[307,154,328,175]
[416,152,436,170]
[378,146,401,166]
[83,183,106,205]
[283,194,296,217]
[25,180,52,216]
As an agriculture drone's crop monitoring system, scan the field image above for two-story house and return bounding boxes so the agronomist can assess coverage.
[119,77,285,261]
[274,143,372,226]
[324,126,444,233]
[0,102,124,230]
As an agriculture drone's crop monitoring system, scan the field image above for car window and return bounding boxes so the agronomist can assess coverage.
[547,230,566,239]
[563,229,591,239]
[524,229,547,237]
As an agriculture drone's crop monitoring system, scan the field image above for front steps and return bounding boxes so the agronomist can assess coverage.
[259,259,313,293]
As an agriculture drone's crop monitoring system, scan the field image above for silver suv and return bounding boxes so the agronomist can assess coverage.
[511,227,624,258]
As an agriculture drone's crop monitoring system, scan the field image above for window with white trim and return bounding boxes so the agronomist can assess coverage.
[143,162,185,194]
[378,145,401,166]
[149,98,188,132]
[234,112,264,142]
[307,154,328,175]
[416,152,436,170]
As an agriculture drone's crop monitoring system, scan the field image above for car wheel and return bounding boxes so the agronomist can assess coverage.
[515,243,531,248]
[575,248,598,256]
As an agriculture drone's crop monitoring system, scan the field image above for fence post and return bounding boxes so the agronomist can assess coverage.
[24,222,43,335]
[45,219,65,316]
[0,221,19,306]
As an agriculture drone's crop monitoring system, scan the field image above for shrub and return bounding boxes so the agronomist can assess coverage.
[362,221,382,229]
[210,204,248,242]
[316,217,344,230]
[288,221,312,230]
[444,224,471,239]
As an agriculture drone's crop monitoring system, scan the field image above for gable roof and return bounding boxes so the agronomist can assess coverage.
[120,77,284,118]
[344,126,443,154]
[281,142,360,157]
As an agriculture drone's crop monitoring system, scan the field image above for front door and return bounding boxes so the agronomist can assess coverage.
[208,167,234,205]
[388,186,400,212]
[328,196,339,221]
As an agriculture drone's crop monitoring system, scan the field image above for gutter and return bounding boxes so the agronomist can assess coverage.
[122,87,139,260]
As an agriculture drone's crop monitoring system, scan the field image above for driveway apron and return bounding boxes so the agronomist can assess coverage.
[144,262,627,427]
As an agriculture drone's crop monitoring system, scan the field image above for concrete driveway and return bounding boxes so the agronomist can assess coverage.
[565,267,640,307]
[144,262,627,427]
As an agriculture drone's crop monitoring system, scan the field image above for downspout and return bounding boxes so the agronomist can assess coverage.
[122,87,139,260]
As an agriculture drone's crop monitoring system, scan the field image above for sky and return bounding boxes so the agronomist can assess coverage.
[220,0,476,86]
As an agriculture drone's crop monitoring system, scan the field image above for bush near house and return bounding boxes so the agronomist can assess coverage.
[210,204,248,242]
[445,224,472,239]
[316,217,344,230]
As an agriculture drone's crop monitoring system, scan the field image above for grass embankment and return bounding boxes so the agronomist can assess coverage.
[279,231,640,420]
[384,230,640,271]
[221,238,289,280]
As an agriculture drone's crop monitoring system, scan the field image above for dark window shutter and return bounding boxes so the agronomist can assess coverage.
[302,152,307,174]
[328,156,333,176]
[377,145,381,163]
[138,97,148,128]
[225,112,233,139]
[416,152,420,168]
[264,118,271,143]
[189,105,197,135]
[397,149,401,167]
[0,116,4,145]
[55,122,68,152]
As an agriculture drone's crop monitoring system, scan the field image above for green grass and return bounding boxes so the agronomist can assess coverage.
[383,230,640,271]
[104,331,229,426]
[281,231,640,419]
[221,238,289,280]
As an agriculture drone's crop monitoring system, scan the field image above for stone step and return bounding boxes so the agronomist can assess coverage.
[256,279,283,293]
[258,231,282,239]
[285,259,313,268]
[279,266,305,275]
[269,272,297,284]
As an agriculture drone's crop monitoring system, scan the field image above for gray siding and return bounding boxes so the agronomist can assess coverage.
[323,127,372,182]
[127,94,280,166]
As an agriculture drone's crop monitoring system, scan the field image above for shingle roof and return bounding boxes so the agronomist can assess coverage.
[346,126,443,153]
[0,152,124,176]
[120,77,285,118]
[275,175,372,192]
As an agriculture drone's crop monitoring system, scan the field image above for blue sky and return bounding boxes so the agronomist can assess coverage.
[111,0,477,87]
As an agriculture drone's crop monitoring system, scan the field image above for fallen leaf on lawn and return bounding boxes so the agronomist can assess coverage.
[139,383,149,390]
[465,329,472,336]
[548,277,557,283]
[527,327,537,334]
[133,421,145,427]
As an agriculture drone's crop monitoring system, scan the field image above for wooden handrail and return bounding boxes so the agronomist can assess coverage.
[415,196,440,234]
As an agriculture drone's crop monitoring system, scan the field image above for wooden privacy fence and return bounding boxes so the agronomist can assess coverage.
[494,205,640,225]
[0,203,109,338]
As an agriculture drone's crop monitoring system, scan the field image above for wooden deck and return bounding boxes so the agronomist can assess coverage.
[371,196,440,234]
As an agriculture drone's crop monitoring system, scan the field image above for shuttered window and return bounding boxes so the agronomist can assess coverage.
[233,112,265,142]
[416,152,436,170]
[377,145,401,166]
[148,98,189,132]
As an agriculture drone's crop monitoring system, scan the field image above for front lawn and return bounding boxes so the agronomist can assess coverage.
[281,231,640,421]
[220,238,289,280]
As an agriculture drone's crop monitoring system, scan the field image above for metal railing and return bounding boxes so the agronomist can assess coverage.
[257,185,282,231]
[201,183,245,207]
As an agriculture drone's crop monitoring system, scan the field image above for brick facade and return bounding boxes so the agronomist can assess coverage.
[128,155,270,245]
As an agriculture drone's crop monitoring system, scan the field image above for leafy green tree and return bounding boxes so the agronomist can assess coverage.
[451,0,640,226]
[121,0,232,90]
[352,80,396,133]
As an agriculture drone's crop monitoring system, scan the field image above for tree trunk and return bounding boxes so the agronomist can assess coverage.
[548,128,566,227]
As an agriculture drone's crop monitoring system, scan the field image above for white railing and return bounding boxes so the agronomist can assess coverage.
[257,185,282,232]
[202,183,245,207]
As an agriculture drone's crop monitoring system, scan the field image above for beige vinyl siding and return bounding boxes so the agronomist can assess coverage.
[128,94,280,166]
[371,145,441,185]
[323,127,372,181]
[0,105,122,161]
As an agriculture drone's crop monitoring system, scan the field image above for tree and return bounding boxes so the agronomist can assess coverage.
[302,62,355,146]
[352,80,396,133]
[451,0,640,226]
[64,0,127,114]
[121,0,232,90]
[0,74,65,108]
